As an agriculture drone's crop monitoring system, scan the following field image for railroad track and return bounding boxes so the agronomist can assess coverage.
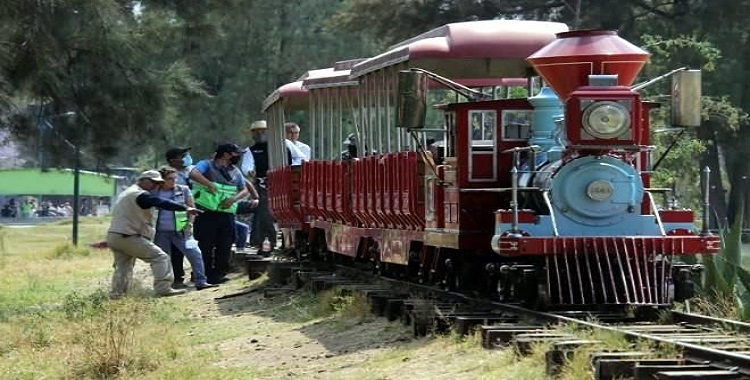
[247,256,750,379]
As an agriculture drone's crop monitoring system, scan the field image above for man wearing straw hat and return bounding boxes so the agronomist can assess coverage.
[241,120,277,251]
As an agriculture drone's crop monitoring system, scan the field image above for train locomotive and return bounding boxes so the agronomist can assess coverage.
[262,20,721,311]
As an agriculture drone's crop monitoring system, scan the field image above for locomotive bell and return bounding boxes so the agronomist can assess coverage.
[396,70,428,129]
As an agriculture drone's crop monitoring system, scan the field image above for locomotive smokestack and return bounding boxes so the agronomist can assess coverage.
[527,30,649,101]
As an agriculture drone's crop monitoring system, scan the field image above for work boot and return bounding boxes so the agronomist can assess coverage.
[156,288,187,297]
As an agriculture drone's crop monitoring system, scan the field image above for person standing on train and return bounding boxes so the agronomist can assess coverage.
[153,166,218,291]
[242,120,277,249]
[189,143,249,284]
[284,122,310,166]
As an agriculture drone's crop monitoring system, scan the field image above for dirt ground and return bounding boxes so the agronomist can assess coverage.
[192,282,413,379]
[125,254,521,380]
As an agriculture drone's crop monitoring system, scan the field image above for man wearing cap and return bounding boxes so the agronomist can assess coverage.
[165,146,194,187]
[242,120,277,249]
[107,170,202,299]
[189,143,250,283]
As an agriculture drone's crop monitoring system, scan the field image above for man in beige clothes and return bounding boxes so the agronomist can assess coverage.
[107,170,201,298]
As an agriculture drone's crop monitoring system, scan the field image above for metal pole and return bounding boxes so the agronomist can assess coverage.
[701,166,710,235]
[509,164,522,238]
[72,145,81,245]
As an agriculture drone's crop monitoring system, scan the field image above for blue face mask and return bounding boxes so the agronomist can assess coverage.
[182,153,193,167]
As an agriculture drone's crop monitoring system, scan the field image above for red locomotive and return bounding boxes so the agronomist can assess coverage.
[263,20,720,310]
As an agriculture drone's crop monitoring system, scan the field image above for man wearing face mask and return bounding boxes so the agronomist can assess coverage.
[189,143,249,284]
[242,120,277,250]
[165,146,194,188]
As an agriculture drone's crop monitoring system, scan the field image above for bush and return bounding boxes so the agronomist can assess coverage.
[71,298,157,378]
[62,289,108,319]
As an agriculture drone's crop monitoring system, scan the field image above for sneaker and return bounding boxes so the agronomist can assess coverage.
[196,283,219,290]
[172,281,189,289]
[156,288,187,297]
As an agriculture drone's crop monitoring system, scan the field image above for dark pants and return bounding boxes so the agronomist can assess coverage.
[249,178,276,247]
[194,210,235,282]
[170,245,185,282]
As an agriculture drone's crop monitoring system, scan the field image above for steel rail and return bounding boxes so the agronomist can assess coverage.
[332,264,750,375]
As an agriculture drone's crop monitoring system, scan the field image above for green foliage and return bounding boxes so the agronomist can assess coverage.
[1,0,380,167]
[313,288,371,319]
[640,34,722,73]
[62,289,108,319]
[695,207,750,320]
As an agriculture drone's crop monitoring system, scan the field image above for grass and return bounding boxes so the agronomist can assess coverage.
[2,217,550,379]
[0,218,193,378]
[10,216,743,379]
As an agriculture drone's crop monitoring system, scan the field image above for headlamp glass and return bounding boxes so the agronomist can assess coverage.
[582,101,630,139]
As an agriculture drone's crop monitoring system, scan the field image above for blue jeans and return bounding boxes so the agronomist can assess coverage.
[235,220,249,248]
[153,231,209,286]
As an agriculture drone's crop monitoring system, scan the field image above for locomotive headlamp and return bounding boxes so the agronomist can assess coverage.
[582,101,631,139]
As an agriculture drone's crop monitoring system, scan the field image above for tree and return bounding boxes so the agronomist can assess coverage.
[0,0,203,170]
[137,0,381,159]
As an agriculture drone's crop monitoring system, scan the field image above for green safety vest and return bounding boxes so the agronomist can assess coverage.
[192,182,238,213]
[175,210,189,231]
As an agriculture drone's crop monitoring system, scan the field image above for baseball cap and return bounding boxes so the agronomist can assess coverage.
[165,146,191,160]
[215,143,245,155]
[138,170,165,182]
[248,120,267,131]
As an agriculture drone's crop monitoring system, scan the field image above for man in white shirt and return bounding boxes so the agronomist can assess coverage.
[285,122,311,165]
